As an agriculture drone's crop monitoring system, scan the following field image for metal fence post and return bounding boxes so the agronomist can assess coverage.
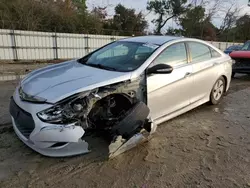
[10,29,18,61]
[84,35,90,54]
[53,32,58,60]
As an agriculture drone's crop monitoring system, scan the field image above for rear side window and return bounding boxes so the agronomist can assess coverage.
[210,48,221,58]
[188,42,212,63]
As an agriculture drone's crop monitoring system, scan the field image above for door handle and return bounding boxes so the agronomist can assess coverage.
[184,72,192,77]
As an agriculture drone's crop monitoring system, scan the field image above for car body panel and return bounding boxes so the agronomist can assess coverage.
[31,125,84,143]
[11,118,89,157]
[22,60,132,103]
[191,59,221,103]
[9,36,232,157]
[11,89,85,150]
[147,63,193,120]
[230,51,250,59]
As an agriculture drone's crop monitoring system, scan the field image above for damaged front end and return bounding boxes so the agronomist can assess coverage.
[35,77,156,158]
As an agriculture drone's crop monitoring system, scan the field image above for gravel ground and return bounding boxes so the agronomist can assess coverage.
[0,64,51,75]
[0,60,65,75]
[0,81,18,125]
[0,75,250,188]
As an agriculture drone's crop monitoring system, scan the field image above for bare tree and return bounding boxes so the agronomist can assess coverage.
[220,5,240,32]
[188,0,236,20]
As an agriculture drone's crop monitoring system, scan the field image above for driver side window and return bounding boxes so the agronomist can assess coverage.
[152,43,187,67]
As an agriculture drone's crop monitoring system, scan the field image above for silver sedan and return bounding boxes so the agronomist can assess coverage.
[9,36,232,157]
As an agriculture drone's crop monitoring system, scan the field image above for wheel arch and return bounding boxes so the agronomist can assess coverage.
[221,75,228,92]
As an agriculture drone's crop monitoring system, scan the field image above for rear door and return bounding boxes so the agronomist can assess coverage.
[147,42,193,120]
[187,42,220,103]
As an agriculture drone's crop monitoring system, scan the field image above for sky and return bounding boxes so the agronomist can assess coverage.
[87,0,250,31]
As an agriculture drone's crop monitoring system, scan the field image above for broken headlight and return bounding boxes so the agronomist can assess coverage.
[37,91,90,123]
[37,105,64,123]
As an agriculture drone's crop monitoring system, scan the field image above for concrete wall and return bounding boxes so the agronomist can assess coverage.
[0,29,243,60]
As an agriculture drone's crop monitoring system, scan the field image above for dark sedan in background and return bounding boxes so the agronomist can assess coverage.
[224,45,242,54]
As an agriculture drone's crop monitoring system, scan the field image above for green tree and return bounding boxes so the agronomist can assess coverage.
[178,6,216,40]
[0,0,90,33]
[72,0,87,14]
[235,15,250,41]
[104,4,148,36]
[165,27,182,36]
[147,0,188,34]
[179,6,205,37]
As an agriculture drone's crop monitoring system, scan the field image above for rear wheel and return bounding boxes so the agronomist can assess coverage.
[210,77,225,105]
[231,72,235,78]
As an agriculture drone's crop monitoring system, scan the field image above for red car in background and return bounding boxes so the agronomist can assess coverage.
[230,40,250,77]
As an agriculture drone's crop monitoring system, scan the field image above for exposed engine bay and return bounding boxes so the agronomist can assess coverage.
[36,75,156,158]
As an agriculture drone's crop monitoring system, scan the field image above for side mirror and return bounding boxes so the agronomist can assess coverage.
[147,64,173,75]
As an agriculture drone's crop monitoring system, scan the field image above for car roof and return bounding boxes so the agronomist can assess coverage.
[119,35,182,46]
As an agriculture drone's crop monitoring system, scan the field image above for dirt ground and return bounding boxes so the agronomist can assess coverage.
[0,63,52,75]
[0,60,65,75]
[0,75,250,188]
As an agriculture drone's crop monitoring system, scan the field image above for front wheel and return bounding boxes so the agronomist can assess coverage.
[210,77,225,105]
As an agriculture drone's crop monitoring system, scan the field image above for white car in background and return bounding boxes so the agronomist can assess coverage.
[9,36,232,157]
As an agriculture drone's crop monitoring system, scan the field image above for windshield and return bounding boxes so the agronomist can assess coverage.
[241,41,250,51]
[78,41,159,72]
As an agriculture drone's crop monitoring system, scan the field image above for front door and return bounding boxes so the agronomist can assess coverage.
[147,42,193,120]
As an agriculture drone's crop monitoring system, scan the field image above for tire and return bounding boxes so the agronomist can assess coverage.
[210,76,226,105]
[231,72,235,78]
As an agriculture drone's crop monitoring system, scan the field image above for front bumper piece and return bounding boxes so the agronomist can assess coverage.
[10,97,89,157]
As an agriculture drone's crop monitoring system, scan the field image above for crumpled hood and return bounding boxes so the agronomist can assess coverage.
[21,60,131,103]
[230,51,250,59]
